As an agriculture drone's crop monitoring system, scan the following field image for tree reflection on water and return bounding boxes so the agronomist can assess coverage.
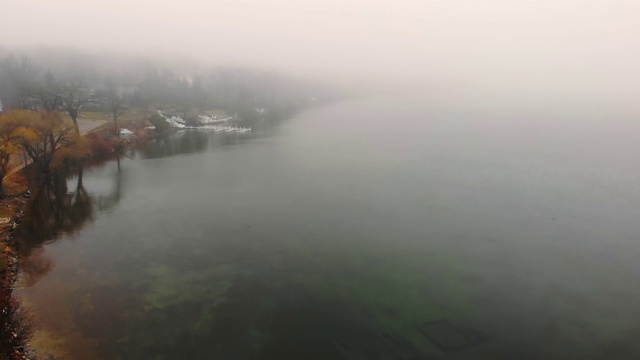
[17,167,94,258]
[2,161,100,358]
[16,152,126,285]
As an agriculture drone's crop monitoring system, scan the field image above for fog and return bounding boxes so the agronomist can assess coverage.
[5,2,640,359]
[2,0,639,99]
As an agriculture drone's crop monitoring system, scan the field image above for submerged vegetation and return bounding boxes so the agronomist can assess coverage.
[0,48,343,358]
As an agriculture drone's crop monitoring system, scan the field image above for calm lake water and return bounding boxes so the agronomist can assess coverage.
[15,93,640,359]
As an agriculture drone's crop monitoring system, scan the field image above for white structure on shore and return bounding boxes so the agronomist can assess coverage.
[119,128,135,139]
[185,125,251,133]
[158,111,250,133]
[198,115,233,124]
[157,110,186,128]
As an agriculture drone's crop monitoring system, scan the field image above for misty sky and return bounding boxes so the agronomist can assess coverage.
[1,0,639,100]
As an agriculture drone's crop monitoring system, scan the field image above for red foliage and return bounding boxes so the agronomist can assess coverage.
[86,132,113,156]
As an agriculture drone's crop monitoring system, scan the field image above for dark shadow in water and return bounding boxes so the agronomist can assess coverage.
[14,128,257,290]
[96,157,124,213]
[17,168,93,253]
[140,130,253,159]
[16,150,128,284]
[19,149,133,239]
[143,131,209,159]
[15,166,95,285]
[2,162,103,356]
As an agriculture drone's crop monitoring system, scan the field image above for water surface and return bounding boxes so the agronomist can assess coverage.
[16,94,640,359]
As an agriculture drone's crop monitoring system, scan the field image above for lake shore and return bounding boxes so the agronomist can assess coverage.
[0,190,32,360]
[0,118,136,359]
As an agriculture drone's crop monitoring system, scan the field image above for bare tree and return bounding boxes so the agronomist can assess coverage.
[29,71,62,112]
[11,110,77,176]
[104,78,123,138]
[61,81,96,135]
[0,54,40,109]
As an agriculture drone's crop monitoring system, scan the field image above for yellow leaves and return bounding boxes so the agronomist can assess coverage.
[0,111,29,160]
[1,109,86,171]
[1,109,40,145]
[0,109,73,146]
[0,109,38,128]
[0,141,19,155]
[0,109,67,135]
[50,132,91,169]
[54,138,91,160]
[11,127,39,143]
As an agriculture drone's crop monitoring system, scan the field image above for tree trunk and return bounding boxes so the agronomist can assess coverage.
[0,170,5,198]
[70,109,80,135]
[113,112,119,138]
[49,132,55,166]
[77,166,83,188]
[0,157,8,197]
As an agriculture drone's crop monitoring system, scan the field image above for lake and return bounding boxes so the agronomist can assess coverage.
[15,93,640,359]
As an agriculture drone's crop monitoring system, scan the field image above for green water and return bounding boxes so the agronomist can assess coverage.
[15,94,640,359]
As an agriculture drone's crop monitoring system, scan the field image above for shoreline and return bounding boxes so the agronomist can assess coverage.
[0,118,254,359]
[0,118,130,359]
[0,189,32,359]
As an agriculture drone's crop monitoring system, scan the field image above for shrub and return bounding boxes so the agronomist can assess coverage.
[86,132,113,156]
[149,114,170,134]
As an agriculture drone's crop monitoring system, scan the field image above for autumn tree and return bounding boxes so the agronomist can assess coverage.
[9,110,87,177]
[0,110,25,196]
